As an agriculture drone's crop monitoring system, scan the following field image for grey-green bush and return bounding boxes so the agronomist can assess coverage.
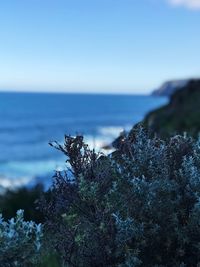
[0,209,42,267]
[41,127,200,267]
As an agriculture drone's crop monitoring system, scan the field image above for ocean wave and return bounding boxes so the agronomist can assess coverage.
[0,176,33,189]
[97,125,132,137]
[0,132,116,190]
[0,158,66,190]
[0,93,167,190]
[84,126,130,152]
[0,114,134,133]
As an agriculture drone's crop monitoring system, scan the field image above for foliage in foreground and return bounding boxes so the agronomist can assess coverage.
[41,126,200,267]
[0,210,42,267]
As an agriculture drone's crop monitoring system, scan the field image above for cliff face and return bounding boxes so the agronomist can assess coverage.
[112,79,200,149]
[144,79,200,137]
[152,80,189,97]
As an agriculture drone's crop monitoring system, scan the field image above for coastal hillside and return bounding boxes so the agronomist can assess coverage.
[144,79,200,137]
[152,79,188,96]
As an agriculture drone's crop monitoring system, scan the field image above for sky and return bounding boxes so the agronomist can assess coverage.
[0,0,200,94]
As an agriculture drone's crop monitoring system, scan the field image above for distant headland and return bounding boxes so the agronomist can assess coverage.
[152,79,189,97]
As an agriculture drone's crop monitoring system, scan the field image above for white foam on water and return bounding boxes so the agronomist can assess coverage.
[0,158,67,189]
[98,126,124,137]
[0,125,131,190]
[84,125,132,154]
[0,176,32,189]
[98,125,132,138]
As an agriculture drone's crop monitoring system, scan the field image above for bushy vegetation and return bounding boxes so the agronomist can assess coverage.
[0,209,42,267]
[40,127,200,267]
[2,126,200,266]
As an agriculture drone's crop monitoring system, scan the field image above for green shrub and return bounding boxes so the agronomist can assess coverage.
[0,210,42,267]
[41,127,200,267]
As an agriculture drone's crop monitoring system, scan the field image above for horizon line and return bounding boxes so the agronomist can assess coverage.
[0,89,151,96]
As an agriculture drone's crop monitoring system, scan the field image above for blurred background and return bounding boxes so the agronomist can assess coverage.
[0,0,199,193]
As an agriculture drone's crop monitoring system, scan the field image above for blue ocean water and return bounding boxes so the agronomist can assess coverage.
[0,92,167,188]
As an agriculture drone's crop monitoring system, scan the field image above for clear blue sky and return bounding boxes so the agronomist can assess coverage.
[0,0,200,94]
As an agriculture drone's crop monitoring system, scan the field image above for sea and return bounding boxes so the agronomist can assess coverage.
[0,92,167,189]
